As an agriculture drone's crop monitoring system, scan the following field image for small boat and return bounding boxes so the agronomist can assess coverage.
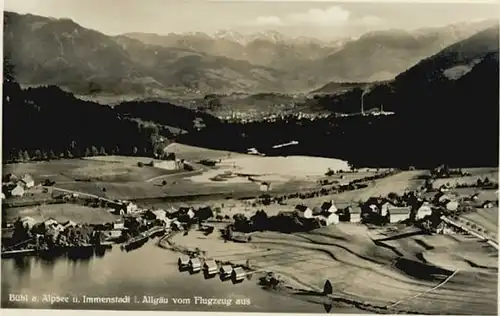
[1,248,37,259]
[121,233,148,251]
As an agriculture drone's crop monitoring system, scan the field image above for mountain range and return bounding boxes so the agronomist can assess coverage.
[3,11,498,97]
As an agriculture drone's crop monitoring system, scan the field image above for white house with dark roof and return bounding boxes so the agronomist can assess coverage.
[416,202,433,220]
[445,201,459,212]
[315,212,340,226]
[21,217,37,230]
[11,184,25,197]
[320,200,338,213]
[20,174,35,188]
[387,207,411,223]
[295,204,313,219]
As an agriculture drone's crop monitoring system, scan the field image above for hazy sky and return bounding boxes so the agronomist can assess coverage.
[4,0,499,39]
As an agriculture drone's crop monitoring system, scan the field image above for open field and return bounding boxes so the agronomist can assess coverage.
[457,207,498,241]
[165,143,247,161]
[276,170,428,208]
[188,155,351,184]
[3,158,177,183]
[140,170,427,220]
[432,168,498,188]
[3,203,119,224]
[55,177,323,202]
[169,223,498,315]
[84,155,179,171]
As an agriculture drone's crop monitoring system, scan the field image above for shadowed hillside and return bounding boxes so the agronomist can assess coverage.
[176,26,499,168]
[4,11,495,96]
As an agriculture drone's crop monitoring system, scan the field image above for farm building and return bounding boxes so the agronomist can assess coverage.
[259,182,271,192]
[113,221,125,230]
[152,210,168,221]
[379,201,395,217]
[482,201,495,209]
[436,194,453,205]
[295,205,313,219]
[21,217,37,230]
[107,230,122,239]
[416,203,433,220]
[445,201,459,212]
[436,222,454,235]
[336,206,351,222]
[386,207,411,223]
[321,200,338,213]
[11,185,25,197]
[19,174,35,188]
[3,173,18,183]
[315,212,340,226]
[232,267,246,282]
[203,260,218,276]
[62,220,77,229]
[125,202,138,214]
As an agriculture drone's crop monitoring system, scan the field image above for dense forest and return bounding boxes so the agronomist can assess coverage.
[2,55,171,163]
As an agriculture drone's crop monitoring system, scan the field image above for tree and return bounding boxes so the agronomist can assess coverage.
[23,150,30,162]
[91,146,99,156]
[133,146,138,156]
[85,148,91,157]
[99,146,107,156]
[17,150,24,162]
[49,150,57,160]
[34,149,43,161]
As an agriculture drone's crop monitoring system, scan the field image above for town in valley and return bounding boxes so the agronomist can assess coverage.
[1,1,499,315]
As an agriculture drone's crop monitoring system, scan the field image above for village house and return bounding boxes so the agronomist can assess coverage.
[295,204,313,219]
[379,201,394,217]
[416,202,433,220]
[19,174,35,189]
[387,206,412,223]
[62,220,77,229]
[445,201,459,212]
[3,173,18,183]
[11,184,25,197]
[315,211,340,226]
[482,201,495,209]
[152,209,168,221]
[320,200,338,213]
[125,202,139,214]
[21,217,37,231]
[435,193,453,205]
[436,221,454,235]
[113,220,125,230]
[259,182,271,192]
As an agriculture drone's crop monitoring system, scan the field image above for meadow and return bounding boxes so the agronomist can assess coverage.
[3,157,179,184]
[169,223,498,315]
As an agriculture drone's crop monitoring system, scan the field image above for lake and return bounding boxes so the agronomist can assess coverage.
[1,240,360,313]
